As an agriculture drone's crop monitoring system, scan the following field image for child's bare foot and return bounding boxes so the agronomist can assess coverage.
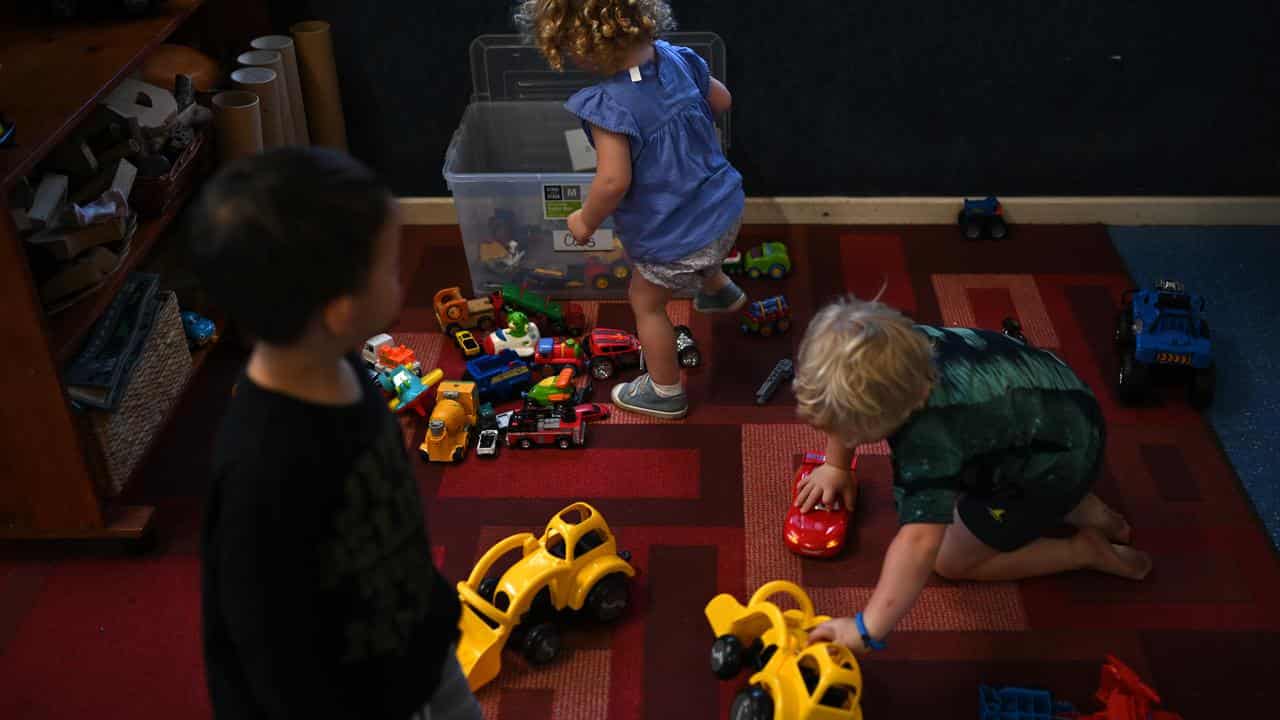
[1076,527,1152,580]
[1066,493,1132,544]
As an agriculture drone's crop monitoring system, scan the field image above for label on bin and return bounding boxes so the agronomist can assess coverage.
[543,184,587,219]
[553,228,613,253]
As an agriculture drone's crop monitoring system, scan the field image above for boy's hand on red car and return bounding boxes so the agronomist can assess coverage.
[808,617,869,654]
[796,464,854,513]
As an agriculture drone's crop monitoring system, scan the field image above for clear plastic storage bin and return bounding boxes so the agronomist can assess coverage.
[443,33,728,298]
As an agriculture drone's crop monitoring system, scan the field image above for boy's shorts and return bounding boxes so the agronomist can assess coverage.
[631,218,742,293]
[956,425,1106,552]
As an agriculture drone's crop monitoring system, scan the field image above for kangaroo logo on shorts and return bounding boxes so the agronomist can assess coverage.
[988,507,1007,523]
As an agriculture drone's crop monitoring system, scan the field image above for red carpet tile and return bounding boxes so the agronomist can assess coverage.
[2,224,1278,718]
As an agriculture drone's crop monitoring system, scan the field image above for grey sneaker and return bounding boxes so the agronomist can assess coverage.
[610,374,688,419]
[693,281,747,314]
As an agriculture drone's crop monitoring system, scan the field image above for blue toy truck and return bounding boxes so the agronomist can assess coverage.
[979,686,1074,720]
[1113,279,1214,408]
[959,196,1008,240]
[464,349,534,403]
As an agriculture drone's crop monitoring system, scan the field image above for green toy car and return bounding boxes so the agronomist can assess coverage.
[723,242,791,280]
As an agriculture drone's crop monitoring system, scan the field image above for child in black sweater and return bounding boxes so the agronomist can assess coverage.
[192,148,478,719]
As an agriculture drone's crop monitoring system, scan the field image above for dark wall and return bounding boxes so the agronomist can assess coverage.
[269,1,1280,196]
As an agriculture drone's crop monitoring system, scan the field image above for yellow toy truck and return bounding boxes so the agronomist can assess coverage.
[706,581,864,720]
[419,381,478,463]
[456,503,634,691]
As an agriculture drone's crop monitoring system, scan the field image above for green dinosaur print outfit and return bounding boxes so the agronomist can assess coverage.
[887,325,1105,552]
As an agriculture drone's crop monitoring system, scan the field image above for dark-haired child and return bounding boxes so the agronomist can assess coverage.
[192,147,479,719]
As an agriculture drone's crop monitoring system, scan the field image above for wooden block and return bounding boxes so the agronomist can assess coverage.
[103,77,178,130]
[46,138,99,180]
[29,174,69,226]
[110,158,139,197]
[71,158,138,206]
[40,247,120,304]
[28,216,130,261]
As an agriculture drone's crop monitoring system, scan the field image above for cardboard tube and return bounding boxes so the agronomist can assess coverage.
[237,50,296,145]
[290,20,348,150]
[251,35,310,145]
[211,91,263,165]
[230,67,285,149]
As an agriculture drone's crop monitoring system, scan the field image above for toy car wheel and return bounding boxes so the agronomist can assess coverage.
[594,275,612,290]
[591,358,615,381]
[679,347,701,369]
[758,323,774,337]
[988,216,1009,240]
[1190,364,1215,409]
[556,437,572,449]
[477,577,499,603]
[585,573,630,623]
[739,322,752,335]
[1114,308,1134,346]
[518,438,534,449]
[959,211,983,240]
[418,449,430,463]
[729,685,774,720]
[709,634,745,679]
[1117,349,1148,402]
[775,317,792,334]
[520,622,560,665]
[768,264,787,279]
[452,447,465,463]
[747,267,762,280]
[612,263,630,280]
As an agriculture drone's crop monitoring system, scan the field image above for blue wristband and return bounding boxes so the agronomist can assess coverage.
[854,612,887,651]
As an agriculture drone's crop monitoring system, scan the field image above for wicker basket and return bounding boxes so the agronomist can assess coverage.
[131,125,213,219]
[90,292,192,497]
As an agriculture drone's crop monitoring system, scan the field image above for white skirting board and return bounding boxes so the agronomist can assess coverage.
[399,196,1280,227]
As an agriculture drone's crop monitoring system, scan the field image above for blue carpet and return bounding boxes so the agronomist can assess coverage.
[1110,226,1280,550]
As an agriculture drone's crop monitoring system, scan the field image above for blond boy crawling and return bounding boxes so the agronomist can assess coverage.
[793,297,1152,654]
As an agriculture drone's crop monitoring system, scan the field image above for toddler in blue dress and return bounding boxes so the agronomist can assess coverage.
[519,0,746,419]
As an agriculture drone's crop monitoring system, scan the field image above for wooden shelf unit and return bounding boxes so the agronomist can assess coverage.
[0,0,263,543]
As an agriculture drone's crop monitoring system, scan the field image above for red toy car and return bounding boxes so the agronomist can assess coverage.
[784,452,857,558]
[585,326,702,380]
[574,402,611,422]
[534,336,589,375]
[585,328,644,380]
[507,408,588,449]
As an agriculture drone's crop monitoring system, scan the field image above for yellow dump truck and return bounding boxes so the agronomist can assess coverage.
[419,381,478,463]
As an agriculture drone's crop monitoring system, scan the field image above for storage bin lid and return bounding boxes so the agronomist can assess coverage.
[468,33,729,144]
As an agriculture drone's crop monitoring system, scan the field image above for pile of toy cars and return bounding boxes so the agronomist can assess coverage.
[363,283,704,463]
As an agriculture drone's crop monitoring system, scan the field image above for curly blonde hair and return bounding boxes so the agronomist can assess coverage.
[516,0,676,75]
[794,296,938,448]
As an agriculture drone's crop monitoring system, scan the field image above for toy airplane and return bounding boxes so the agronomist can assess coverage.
[379,365,443,416]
